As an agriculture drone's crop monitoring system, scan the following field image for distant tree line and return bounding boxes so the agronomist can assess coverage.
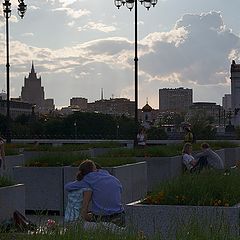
[0,112,138,139]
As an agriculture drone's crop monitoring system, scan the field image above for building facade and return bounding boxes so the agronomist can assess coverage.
[21,63,54,113]
[70,97,88,111]
[187,102,222,124]
[159,87,193,113]
[230,60,240,126]
[0,99,32,119]
[87,98,135,117]
[222,94,231,111]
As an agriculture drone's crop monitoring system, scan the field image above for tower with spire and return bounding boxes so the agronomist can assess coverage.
[21,62,44,106]
[21,62,54,113]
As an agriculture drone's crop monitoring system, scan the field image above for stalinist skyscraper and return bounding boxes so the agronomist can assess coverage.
[21,62,54,113]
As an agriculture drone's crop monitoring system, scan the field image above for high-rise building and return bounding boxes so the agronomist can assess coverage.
[230,60,240,126]
[21,62,54,113]
[222,94,231,111]
[159,87,193,112]
[21,62,44,106]
[231,60,240,110]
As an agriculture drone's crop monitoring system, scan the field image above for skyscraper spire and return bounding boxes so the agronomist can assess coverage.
[31,61,35,74]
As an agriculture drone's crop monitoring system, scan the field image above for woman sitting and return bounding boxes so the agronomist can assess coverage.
[182,143,198,172]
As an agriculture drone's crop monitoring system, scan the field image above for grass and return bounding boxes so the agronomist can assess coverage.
[102,141,239,158]
[1,224,140,240]
[0,176,14,187]
[23,142,122,152]
[143,169,240,207]
[2,221,240,240]
[25,153,89,167]
[25,153,135,167]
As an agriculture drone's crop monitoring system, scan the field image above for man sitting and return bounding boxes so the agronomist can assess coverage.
[195,143,224,170]
[65,160,125,227]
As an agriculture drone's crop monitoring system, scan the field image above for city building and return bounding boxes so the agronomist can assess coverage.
[70,97,88,111]
[0,99,32,119]
[222,94,231,111]
[87,97,135,117]
[186,102,222,125]
[230,60,240,126]
[21,62,54,113]
[159,87,193,113]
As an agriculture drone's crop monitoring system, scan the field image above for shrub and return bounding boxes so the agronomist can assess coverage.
[0,176,14,188]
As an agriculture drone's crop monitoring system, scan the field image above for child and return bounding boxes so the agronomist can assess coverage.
[64,170,91,223]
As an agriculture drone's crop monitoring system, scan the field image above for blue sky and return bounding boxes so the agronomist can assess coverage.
[0,0,240,109]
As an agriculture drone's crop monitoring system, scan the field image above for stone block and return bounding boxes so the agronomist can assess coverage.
[126,202,240,239]
[0,184,25,222]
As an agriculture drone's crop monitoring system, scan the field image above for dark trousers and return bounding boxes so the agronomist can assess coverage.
[191,156,208,173]
[91,212,125,227]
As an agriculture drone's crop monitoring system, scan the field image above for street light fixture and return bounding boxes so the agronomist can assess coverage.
[2,0,27,143]
[114,0,158,146]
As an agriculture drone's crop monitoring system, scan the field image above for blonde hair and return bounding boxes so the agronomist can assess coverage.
[182,143,192,154]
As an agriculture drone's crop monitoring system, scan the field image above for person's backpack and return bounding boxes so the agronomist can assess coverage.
[13,210,37,232]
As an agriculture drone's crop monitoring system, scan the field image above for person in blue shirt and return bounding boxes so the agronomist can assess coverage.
[65,160,125,227]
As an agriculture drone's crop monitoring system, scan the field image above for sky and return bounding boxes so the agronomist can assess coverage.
[0,0,240,109]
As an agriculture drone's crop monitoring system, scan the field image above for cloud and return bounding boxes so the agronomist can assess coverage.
[78,22,116,33]
[22,32,34,37]
[140,11,240,86]
[52,7,90,19]
[0,11,240,108]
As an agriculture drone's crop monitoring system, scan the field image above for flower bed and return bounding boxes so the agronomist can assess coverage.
[126,170,240,238]
[143,170,240,206]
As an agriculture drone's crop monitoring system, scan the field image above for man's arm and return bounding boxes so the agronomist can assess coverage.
[81,190,92,221]
[65,180,89,192]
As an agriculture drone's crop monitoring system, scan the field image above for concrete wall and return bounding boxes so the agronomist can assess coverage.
[135,156,182,191]
[12,162,147,215]
[224,147,240,168]
[126,202,240,239]
[5,154,24,178]
[64,162,148,205]
[0,184,25,222]
[13,167,64,214]
[105,162,147,204]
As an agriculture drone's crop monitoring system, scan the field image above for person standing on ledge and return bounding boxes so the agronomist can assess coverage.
[137,128,147,148]
[184,126,195,144]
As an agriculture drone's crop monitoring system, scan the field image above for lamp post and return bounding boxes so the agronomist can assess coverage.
[3,0,27,143]
[114,0,158,147]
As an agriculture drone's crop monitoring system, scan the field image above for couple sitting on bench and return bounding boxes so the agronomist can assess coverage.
[64,160,125,228]
[182,142,224,172]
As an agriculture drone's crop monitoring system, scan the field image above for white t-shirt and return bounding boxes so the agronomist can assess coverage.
[137,133,146,146]
[182,153,195,170]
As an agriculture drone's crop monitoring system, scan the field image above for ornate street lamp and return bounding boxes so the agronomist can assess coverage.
[2,0,27,143]
[114,0,158,146]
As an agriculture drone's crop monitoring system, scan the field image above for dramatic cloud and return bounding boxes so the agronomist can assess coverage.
[0,10,240,108]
